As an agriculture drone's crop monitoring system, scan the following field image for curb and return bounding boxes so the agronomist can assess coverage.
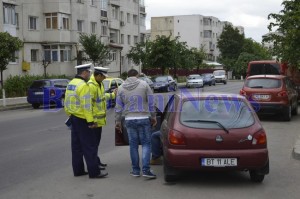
[292,135,300,160]
[0,104,32,112]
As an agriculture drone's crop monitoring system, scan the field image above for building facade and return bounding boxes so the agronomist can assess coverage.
[151,15,244,62]
[0,0,146,81]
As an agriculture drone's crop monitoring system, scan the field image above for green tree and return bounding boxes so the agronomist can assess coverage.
[190,47,207,73]
[0,32,23,88]
[127,40,153,68]
[217,24,245,70]
[265,0,300,68]
[234,38,272,77]
[79,33,110,66]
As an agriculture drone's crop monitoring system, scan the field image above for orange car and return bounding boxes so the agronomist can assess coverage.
[240,75,298,121]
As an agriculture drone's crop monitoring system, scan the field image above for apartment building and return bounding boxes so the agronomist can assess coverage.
[151,15,244,62]
[0,0,146,81]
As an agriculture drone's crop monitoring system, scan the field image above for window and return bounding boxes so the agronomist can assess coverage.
[44,45,71,62]
[3,3,16,25]
[91,0,96,6]
[100,0,108,9]
[101,20,108,36]
[10,51,18,63]
[133,15,138,25]
[45,13,58,29]
[60,45,71,62]
[31,49,39,62]
[29,16,38,30]
[140,14,145,26]
[77,20,83,32]
[77,0,84,3]
[62,17,69,30]
[109,52,116,61]
[134,36,138,44]
[204,30,212,38]
[112,6,118,19]
[91,22,97,33]
[121,34,124,44]
[127,35,131,45]
[127,13,131,23]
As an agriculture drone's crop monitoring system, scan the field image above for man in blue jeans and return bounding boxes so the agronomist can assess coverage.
[115,69,157,179]
[150,131,163,165]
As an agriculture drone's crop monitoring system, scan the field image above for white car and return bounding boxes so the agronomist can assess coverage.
[186,74,203,88]
[213,70,227,84]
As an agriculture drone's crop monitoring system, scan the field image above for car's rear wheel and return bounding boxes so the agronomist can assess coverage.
[282,105,292,121]
[32,103,40,109]
[163,159,177,182]
[292,101,298,115]
[249,170,265,183]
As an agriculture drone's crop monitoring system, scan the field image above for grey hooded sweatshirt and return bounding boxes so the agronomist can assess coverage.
[115,77,156,123]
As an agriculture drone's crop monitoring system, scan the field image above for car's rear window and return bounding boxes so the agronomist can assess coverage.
[188,76,202,80]
[213,71,225,76]
[180,99,254,129]
[30,80,51,88]
[249,63,280,76]
[53,80,69,88]
[245,78,282,88]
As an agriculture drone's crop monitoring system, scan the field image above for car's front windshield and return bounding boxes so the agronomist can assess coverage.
[102,80,110,90]
[154,76,168,82]
[214,71,225,76]
[180,98,254,129]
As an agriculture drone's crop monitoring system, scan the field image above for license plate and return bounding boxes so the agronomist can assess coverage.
[201,158,237,167]
[34,92,44,95]
[253,94,270,100]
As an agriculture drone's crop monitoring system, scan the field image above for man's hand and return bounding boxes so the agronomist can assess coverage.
[113,88,118,95]
[115,122,122,133]
[151,117,157,127]
[88,123,98,129]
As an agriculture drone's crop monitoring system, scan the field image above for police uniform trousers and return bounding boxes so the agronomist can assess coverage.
[92,127,103,165]
[70,115,100,177]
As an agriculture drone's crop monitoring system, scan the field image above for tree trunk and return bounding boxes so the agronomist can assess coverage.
[0,70,3,89]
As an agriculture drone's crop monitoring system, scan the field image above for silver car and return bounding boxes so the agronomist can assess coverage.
[186,74,203,88]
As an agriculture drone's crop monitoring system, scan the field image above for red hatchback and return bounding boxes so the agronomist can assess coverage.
[240,75,298,121]
[161,92,269,183]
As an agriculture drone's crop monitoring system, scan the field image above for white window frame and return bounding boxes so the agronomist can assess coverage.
[77,20,84,32]
[45,13,58,29]
[127,35,131,45]
[101,21,108,36]
[3,3,16,25]
[31,49,39,62]
[91,22,97,34]
[127,13,131,23]
[29,16,38,30]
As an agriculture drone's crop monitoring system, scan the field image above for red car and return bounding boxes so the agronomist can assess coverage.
[161,92,269,183]
[240,75,298,121]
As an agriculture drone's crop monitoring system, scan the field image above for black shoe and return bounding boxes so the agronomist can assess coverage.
[90,172,108,179]
[99,162,107,167]
[99,166,106,170]
[74,171,88,177]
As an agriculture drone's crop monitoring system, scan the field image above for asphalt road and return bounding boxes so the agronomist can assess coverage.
[0,81,300,199]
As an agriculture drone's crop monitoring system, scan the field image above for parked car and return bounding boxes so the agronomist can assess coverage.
[102,77,124,108]
[213,70,227,84]
[161,92,269,183]
[138,76,154,91]
[152,75,177,92]
[186,74,203,88]
[240,75,298,121]
[202,73,216,86]
[27,79,70,109]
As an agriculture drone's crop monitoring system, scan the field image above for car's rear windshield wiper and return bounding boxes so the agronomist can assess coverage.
[183,120,229,134]
[250,86,264,88]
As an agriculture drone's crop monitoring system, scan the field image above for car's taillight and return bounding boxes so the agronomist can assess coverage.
[277,91,288,97]
[252,130,267,145]
[168,129,186,145]
[240,89,246,96]
[50,89,56,96]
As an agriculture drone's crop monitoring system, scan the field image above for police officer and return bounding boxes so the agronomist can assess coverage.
[88,67,116,171]
[64,63,108,179]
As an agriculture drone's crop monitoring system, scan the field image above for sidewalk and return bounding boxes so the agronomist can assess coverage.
[0,97,31,111]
